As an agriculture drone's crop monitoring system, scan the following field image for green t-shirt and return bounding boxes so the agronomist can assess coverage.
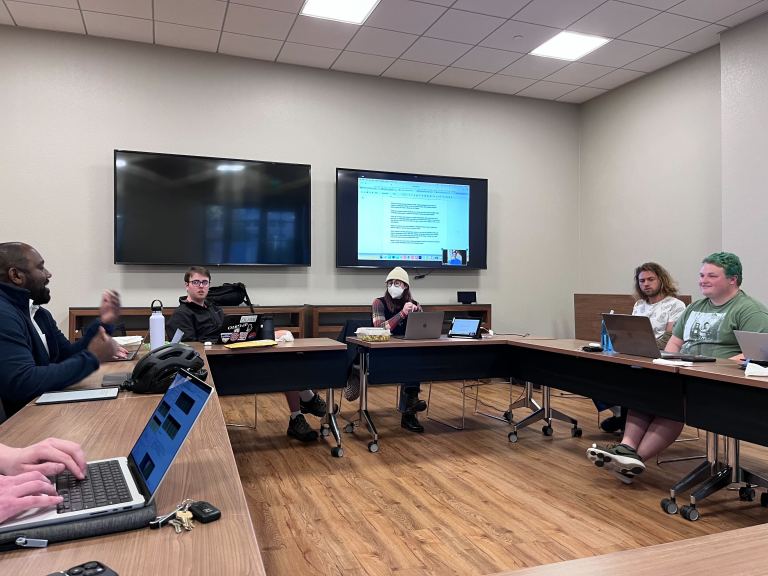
[672,291,768,358]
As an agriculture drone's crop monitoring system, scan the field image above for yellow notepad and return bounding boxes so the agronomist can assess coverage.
[224,339,278,349]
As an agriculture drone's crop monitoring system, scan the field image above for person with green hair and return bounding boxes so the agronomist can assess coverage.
[586,252,768,483]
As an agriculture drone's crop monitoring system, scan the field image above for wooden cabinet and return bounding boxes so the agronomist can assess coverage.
[68,305,307,341]
[308,304,492,339]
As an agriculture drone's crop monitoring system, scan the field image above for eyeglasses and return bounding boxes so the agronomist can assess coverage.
[188,280,210,287]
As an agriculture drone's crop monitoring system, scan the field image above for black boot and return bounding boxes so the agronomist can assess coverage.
[404,392,427,413]
[401,412,424,433]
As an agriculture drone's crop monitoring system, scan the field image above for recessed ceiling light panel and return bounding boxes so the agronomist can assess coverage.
[301,0,381,25]
[531,31,610,61]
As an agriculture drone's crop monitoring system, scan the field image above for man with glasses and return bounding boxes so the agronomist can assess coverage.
[0,242,121,417]
[169,266,327,443]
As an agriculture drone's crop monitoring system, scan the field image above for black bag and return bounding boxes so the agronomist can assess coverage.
[207,282,254,312]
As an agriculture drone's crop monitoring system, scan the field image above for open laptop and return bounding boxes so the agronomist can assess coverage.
[603,314,715,362]
[1,369,212,530]
[734,330,768,364]
[395,311,444,340]
[218,314,259,344]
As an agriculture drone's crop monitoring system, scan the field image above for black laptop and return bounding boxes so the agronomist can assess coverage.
[603,314,715,362]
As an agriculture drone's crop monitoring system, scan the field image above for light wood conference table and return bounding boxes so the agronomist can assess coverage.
[0,359,266,575]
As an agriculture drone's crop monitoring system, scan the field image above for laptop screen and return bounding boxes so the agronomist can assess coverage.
[128,371,212,497]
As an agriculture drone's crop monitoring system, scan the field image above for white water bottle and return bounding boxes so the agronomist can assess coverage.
[149,299,165,351]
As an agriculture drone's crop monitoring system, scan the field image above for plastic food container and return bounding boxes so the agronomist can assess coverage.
[355,327,391,342]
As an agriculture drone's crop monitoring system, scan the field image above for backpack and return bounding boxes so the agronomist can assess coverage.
[207,282,255,312]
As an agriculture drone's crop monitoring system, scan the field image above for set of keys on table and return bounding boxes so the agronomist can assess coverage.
[150,499,221,534]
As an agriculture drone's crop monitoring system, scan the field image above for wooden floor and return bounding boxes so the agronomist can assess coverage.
[221,382,768,575]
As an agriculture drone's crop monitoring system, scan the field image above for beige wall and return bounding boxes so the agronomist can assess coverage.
[578,47,722,299]
[0,27,580,337]
[721,12,768,303]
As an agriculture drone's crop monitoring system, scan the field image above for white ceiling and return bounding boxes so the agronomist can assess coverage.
[2,0,767,103]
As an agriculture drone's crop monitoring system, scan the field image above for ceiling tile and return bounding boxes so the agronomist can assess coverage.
[452,46,524,73]
[79,0,152,19]
[667,23,726,52]
[401,37,472,66]
[474,74,536,95]
[619,12,708,46]
[155,21,220,51]
[425,9,505,44]
[718,1,768,27]
[516,80,580,99]
[382,59,444,82]
[513,0,605,28]
[6,2,84,34]
[557,86,606,102]
[277,42,340,68]
[568,1,659,38]
[83,11,153,42]
[580,39,657,67]
[498,54,568,79]
[430,67,492,88]
[9,0,77,8]
[155,0,226,30]
[619,0,680,8]
[481,19,560,53]
[332,51,394,75]
[587,67,645,89]
[223,3,294,40]
[232,0,303,13]
[545,61,613,84]
[452,0,530,18]
[218,31,282,60]
[366,0,445,35]
[287,15,359,49]
[669,0,759,22]
[0,3,13,25]
[624,47,689,72]
[346,26,416,58]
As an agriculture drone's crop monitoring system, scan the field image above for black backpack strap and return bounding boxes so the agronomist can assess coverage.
[241,284,255,313]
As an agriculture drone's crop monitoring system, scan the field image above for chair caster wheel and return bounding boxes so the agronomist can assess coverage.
[320,426,330,437]
[571,427,582,438]
[660,498,678,515]
[542,425,553,436]
[739,487,756,501]
[368,441,379,453]
[331,446,344,458]
[344,424,355,433]
[761,492,768,507]
[680,505,700,521]
[503,410,513,423]
[508,432,518,443]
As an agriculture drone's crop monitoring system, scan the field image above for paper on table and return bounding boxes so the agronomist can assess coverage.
[745,362,768,377]
[652,358,694,367]
[113,335,143,346]
[224,339,278,349]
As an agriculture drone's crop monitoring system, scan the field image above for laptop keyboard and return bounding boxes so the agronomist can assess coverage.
[56,460,132,513]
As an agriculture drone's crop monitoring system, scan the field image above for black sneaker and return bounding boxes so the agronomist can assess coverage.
[401,413,424,433]
[344,370,361,402]
[287,414,318,442]
[599,415,625,433]
[300,393,327,417]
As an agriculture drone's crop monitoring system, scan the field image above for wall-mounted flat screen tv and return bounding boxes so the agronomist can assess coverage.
[336,168,488,270]
[114,150,311,266]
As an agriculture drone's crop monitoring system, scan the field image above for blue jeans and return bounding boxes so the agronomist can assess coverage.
[398,382,421,413]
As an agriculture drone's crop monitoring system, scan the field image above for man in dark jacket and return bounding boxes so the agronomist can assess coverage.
[0,242,119,417]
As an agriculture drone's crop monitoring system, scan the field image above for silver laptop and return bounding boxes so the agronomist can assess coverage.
[602,314,715,362]
[734,330,768,362]
[1,369,212,530]
[398,311,444,340]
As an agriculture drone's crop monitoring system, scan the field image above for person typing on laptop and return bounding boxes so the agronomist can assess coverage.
[596,263,686,433]
[372,267,427,433]
[0,242,123,418]
[0,437,86,524]
[587,252,768,483]
[168,267,327,443]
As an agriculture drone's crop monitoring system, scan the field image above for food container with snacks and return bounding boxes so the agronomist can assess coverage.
[355,327,391,342]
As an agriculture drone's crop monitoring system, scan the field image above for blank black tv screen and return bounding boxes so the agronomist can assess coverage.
[336,168,488,269]
[114,150,311,266]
